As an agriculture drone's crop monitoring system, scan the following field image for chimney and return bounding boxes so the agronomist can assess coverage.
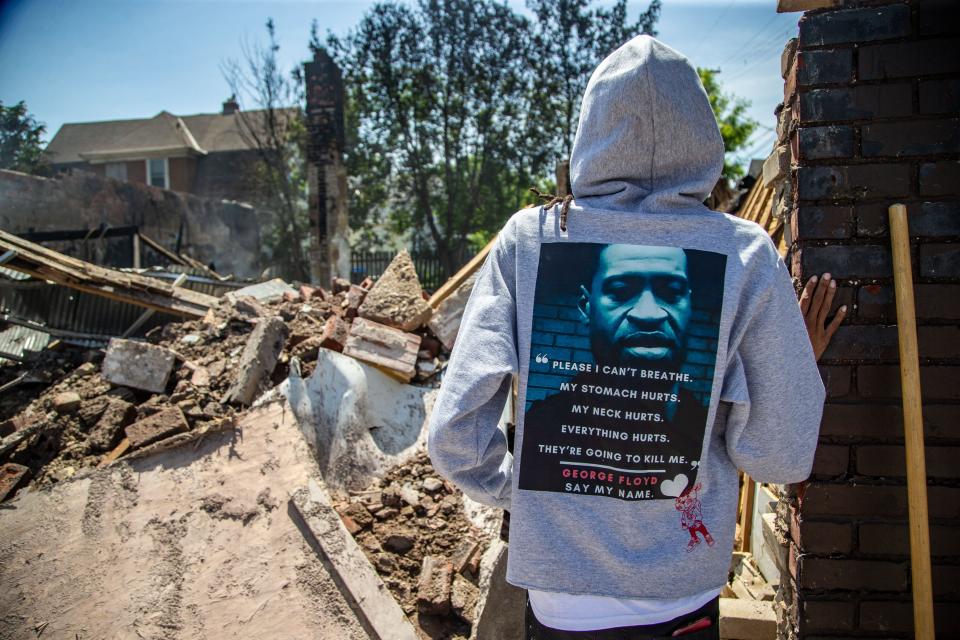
[222,95,239,115]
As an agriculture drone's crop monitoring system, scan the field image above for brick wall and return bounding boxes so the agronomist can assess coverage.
[772,1,960,637]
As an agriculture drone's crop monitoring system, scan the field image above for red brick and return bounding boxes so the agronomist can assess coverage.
[820,325,898,361]
[797,164,910,201]
[856,445,960,479]
[797,245,891,279]
[921,243,960,278]
[859,523,960,557]
[862,119,960,158]
[801,483,908,518]
[861,601,960,635]
[919,326,960,359]
[819,403,902,439]
[802,483,960,520]
[798,84,912,124]
[795,519,853,554]
[811,444,848,477]
[417,555,453,615]
[920,161,960,197]
[797,125,855,160]
[859,283,960,321]
[124,406,189,449]
[319,315,350,352]
[819,365,851,398]
[860,37,960,80]
[793,205,854,240]
[800,600,856,634]
[859,601,912,634]
[920,78,960,115]
[799,557,907,591]
[857,365,960,400]
[797,48,854,86]
[934,564,960,597]
[799,4,909,47]
[925,405,960,440]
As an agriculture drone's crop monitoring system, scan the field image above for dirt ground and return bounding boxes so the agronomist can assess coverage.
[0,401,368,640]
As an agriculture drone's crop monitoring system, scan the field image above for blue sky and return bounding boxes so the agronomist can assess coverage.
[0,0,797,166]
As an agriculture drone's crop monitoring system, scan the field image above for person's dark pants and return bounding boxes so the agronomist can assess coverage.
[525,595,720,640]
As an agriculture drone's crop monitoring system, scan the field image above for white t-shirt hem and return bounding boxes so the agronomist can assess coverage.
[528,587,721,632]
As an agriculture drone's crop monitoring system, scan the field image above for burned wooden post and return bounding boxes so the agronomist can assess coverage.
[304,49,350,287]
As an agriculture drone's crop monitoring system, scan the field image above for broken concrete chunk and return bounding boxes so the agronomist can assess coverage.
[0,463,30,502]
[52,392,82,415]
[342,318,421,383]
[399,484,420,508]
[422,477,444,494]
[124,406,189,449]
[223,316,289,405]
[331,277,351,294]
[224,278,298,305]
[88,398,137,452]
[428,272,477,350]
[342,502,374,530]
[358,250,433,331]
[451,573,480,622]
[102,338,176,394]
[417,555,453,616]
[383,531,416,554]
[190,366,210,387]
[231,295,268,319]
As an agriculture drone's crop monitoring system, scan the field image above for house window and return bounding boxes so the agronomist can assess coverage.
[147,158,168,189]
[105,162,127,181]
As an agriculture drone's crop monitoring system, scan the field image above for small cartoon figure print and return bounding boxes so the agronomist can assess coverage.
[675,483,715,552]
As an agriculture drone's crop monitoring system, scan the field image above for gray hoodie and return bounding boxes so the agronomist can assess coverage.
[428,35,824,599]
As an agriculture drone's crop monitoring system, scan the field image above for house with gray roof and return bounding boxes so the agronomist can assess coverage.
[45,99,293,204]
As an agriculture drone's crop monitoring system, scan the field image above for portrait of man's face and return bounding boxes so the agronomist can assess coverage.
[578,245,692,367]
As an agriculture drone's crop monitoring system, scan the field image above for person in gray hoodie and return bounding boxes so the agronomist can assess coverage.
[428,35,825,638]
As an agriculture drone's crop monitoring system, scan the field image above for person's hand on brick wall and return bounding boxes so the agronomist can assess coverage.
[799,273,847,360]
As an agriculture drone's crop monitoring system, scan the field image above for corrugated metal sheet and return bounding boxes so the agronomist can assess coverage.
[0,265,31,281]
[0,325,51,364]
[0,269,245,338]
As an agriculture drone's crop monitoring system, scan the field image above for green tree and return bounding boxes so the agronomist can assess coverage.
[697,68,757,182]
[329,0,539,277]
[330,0,662,277]
[527,0,661,160]
[0,101,47,174]
[222,20,311,281]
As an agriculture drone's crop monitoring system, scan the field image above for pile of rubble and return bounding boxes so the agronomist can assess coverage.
[335,451,491,638]
[0,248,474,499]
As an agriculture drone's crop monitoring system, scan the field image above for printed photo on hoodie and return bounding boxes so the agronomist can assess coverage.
[518,242,726,501]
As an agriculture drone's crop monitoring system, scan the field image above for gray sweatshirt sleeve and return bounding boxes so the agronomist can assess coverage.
[427,221,518,510]
[721,243,826,483]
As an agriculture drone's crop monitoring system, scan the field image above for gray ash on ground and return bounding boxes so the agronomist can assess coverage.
[336,451,490,640]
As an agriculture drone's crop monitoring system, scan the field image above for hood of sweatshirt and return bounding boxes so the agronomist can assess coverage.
[570,35,724,213]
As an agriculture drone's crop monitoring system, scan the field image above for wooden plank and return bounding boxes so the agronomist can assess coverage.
[290,479,420,640]
[98,438,131,467]
[428,235,498,309]
[138,232,189,266]
[0,229,218,318]
[738,473,756,553]
[889,203,936,640]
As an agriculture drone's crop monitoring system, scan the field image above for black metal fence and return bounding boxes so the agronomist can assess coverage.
[350,249,474,292]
